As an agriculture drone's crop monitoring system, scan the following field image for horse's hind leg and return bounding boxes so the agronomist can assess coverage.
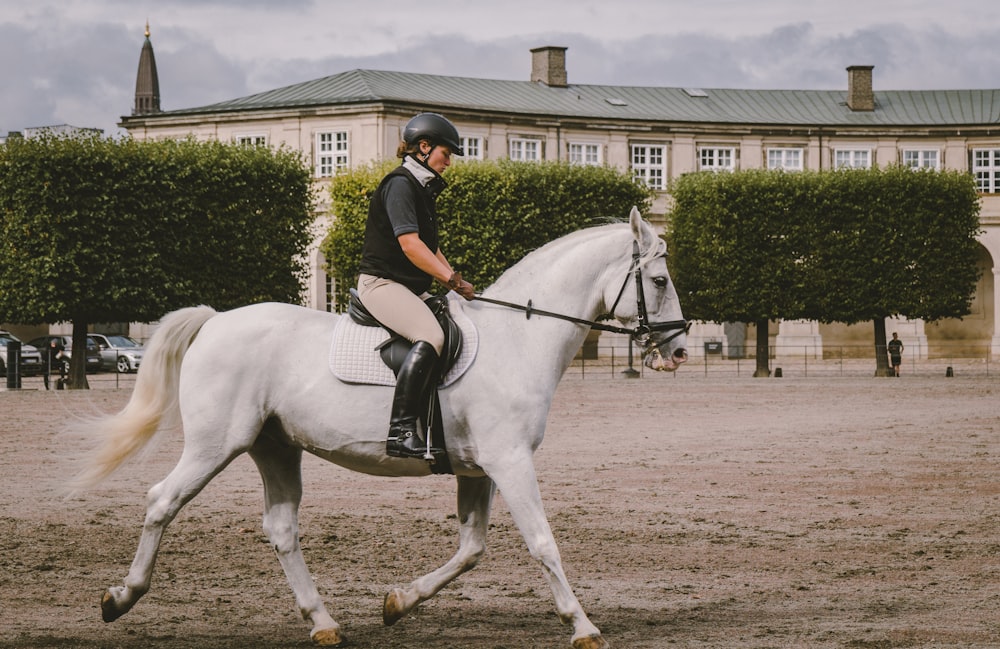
[249,432,342,646]
[383,475,495,625]
[101,443,241,623]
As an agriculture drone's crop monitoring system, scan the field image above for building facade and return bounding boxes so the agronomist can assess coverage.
[121,43,1000,358]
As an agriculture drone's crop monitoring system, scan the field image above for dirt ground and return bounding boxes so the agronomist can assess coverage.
[1,374,999,649]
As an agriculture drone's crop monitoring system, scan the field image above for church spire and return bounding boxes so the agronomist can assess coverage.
[133,21,161,115]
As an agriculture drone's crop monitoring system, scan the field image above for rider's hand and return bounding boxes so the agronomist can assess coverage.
[446,272,476,301]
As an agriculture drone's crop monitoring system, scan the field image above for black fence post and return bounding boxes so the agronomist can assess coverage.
[621,338,640,378]
[6,340,21,389]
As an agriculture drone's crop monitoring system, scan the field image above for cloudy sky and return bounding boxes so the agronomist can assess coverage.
[3,0,1000,137]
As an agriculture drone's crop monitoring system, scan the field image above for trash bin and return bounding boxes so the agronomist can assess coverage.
[704,341,723,355]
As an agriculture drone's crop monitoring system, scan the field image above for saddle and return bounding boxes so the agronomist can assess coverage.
[347,289,464,377]
[346,289,463,474]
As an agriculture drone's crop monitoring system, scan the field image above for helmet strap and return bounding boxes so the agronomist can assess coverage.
[418,140,436,162]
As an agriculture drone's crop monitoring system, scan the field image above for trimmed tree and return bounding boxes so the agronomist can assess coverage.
[669,170,815,376]
[805,166,981,375]
[668,167,981,377]
[0,133,314,388]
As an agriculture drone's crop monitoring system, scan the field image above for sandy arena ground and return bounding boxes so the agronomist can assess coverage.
[1,374,999,648]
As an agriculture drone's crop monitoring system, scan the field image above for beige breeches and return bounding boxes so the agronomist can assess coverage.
[357,274,445,355]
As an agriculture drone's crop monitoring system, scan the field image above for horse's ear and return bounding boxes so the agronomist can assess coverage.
[629,206,655,250]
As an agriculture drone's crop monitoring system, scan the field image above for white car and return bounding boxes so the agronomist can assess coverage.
[90,333,145,373]
[0,331,43,377]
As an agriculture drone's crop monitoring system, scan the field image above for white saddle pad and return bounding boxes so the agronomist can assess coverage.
[329,296,478,387]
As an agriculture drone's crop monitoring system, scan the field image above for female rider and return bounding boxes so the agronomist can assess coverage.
[357,113,475,459]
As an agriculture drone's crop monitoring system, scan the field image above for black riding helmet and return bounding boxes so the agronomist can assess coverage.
[402,113,464,157]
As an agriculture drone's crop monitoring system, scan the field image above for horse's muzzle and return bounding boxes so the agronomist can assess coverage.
[645,346,688,372]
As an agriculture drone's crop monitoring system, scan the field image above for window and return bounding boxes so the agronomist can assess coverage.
[699,147,736,172]
[569,142,602,165]
[316,131,349,177]
[325,273,336,313]
[973,149,1000,192]
[509,137,541,161]
[235,134,267,147]
[903,149,940,170]
[834,149,871,169]
[460,136,483,160]
[767,147,803,171]
[630,144,666,190]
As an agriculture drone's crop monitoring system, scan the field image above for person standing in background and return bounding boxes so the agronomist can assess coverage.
[888,332,904,377]
[43,338,66,390]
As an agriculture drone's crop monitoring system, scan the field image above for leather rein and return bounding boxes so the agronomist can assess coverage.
[472,241,689,348]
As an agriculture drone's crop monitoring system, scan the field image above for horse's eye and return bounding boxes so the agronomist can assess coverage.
[653,277,668,289]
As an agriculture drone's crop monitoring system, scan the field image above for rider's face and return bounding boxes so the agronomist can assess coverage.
[420,142,452,174]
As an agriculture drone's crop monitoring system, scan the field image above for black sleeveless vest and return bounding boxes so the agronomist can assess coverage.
[358,164,442,294]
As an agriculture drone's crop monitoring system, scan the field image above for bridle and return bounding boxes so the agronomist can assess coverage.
[472,241,690,354]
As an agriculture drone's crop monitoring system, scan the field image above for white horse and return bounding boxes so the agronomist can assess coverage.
[74,207,688,649]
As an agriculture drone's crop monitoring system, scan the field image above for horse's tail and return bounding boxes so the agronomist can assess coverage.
[70,305,218,491]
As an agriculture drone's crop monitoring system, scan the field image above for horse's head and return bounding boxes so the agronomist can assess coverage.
[605,207,688,372]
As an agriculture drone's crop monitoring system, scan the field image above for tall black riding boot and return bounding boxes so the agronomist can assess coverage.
[386,341,441,459]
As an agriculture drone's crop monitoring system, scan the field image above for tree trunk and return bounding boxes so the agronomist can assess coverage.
[753,318,771,377]
[873,318,893,377]
[68,321,91,389]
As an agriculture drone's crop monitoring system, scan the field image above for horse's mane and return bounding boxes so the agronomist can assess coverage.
[487,224,619,290]
[492,219,664,287]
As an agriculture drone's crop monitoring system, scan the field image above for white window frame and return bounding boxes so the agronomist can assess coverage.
[460,136,484,160]
[234,133,268,147]
[767,147,804,171]
[902,149,940,170]
[509,137,542,161]
[630,143,667,190]
[698,146,736,172]
[972,148,1000,193]
[325,273,336,313]
[833,148,872,169]
[568,142,602,166]
[316,131,349,177]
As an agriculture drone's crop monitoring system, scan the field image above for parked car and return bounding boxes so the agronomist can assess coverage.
[27,335,103,373]
[0,331,44,377]
[89,333,144,373]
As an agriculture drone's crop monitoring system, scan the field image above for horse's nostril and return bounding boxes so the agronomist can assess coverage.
[674,349,688,361]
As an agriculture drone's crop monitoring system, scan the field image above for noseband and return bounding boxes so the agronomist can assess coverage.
[472,241,689,349]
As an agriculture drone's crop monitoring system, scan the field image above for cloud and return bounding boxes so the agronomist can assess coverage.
[4,3,1000,138]
[0,21,134,134]
[153,27,250,112]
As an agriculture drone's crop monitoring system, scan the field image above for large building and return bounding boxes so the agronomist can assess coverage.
[121,38,1000,359]
[1,124,103,145]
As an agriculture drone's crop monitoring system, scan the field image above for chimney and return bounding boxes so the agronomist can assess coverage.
[531,46,568,87]
[846,65,875,112]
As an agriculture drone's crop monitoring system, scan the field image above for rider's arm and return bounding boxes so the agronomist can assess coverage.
[398,235,474,299]
[435,249,455,276]
[398,233,453,285]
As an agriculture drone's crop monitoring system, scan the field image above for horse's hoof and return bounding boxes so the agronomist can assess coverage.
[100,590,125,623]
[383,588,409,626]
[311,627,344,646]
[572,634,610,649]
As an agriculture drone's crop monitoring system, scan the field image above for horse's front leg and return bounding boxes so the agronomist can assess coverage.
[486,455,608,649]
[383,474,495,625]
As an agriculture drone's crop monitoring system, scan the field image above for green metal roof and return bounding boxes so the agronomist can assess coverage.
[147,69,1000,127]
